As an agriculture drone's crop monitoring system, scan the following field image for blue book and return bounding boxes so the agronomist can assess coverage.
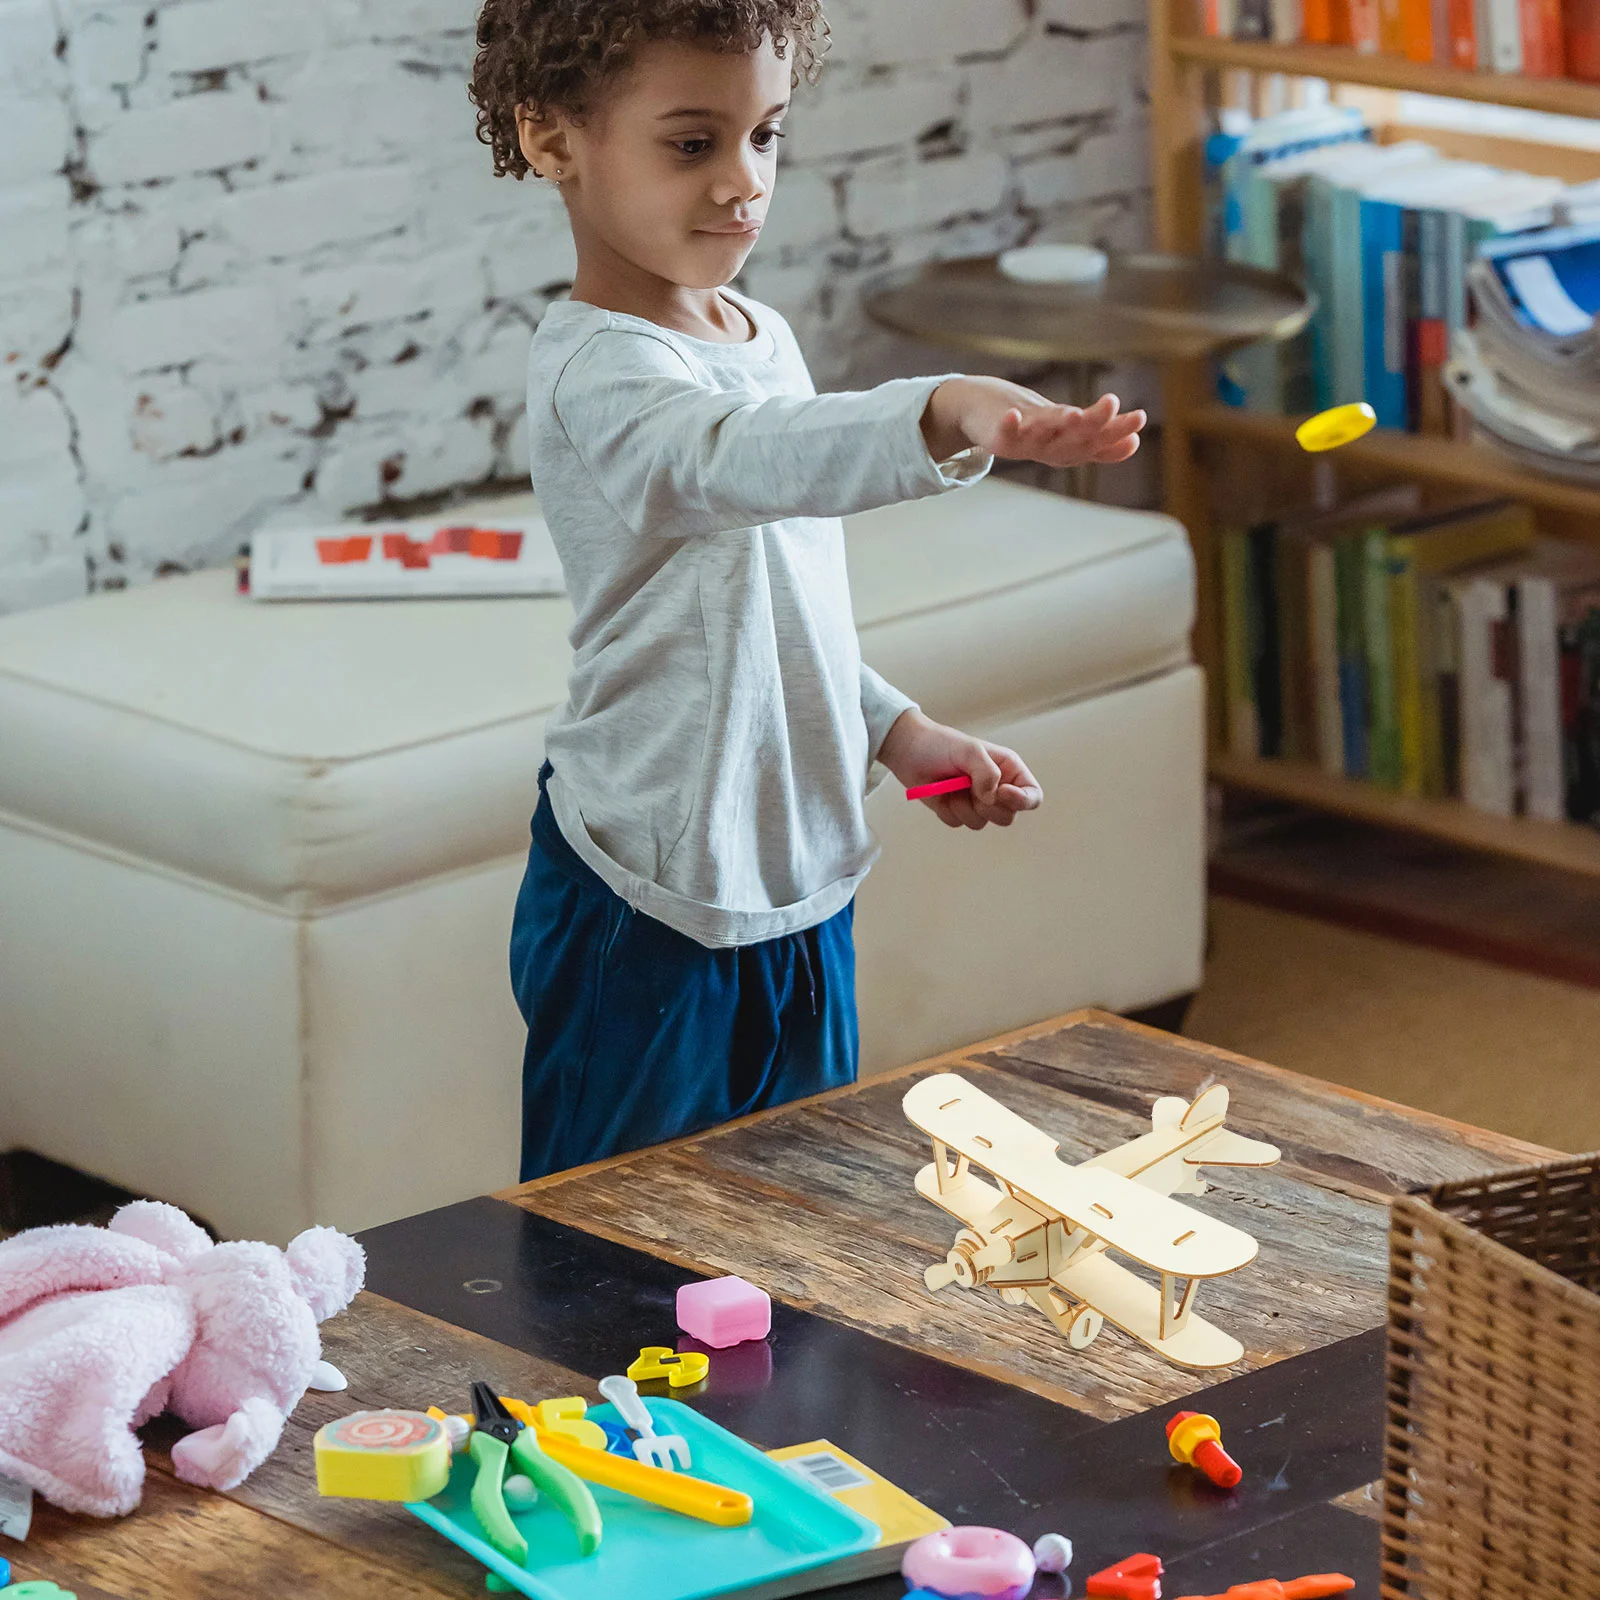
[1359,195,1407,430]
[1443,210,1469,337]
[1331,179,1370,406]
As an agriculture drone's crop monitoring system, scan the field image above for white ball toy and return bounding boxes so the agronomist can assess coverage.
[503,1473,539,1510]
[1033,1532,1073,1573]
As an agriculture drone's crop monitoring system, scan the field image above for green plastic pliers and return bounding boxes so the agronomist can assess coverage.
[468,1380,603,1567]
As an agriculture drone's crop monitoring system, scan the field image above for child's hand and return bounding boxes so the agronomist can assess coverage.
[923,377,1145,469]
[879,710,1042,830]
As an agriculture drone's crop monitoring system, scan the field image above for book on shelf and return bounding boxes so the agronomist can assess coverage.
[1570,0,1600,78]
[1216,490,1600,827]
[1484,0,1524,69]
[1567,599,1600,823]
[1522,0,1568,72]
[1450,572,1517,812]
[1350,0,1384,47]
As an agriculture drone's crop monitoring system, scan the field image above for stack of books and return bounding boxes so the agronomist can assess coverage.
[1221,487,1600,825]
[1448,223,1600,478]
[1203,0,1599,79]
[1216,107,1580,429]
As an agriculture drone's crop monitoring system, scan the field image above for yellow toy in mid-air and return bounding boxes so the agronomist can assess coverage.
[1295,402,1377,453]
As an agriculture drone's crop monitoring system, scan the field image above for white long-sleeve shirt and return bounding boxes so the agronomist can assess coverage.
[526,290,989,948]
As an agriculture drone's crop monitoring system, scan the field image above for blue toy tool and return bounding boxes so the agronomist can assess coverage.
[597,1421,635,1457]
[409,1397,876,1600]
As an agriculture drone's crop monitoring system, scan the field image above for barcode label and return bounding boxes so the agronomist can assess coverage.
[786,1450,871,1493]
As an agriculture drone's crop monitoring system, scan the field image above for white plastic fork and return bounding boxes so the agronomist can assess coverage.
[598,1373,692,1471]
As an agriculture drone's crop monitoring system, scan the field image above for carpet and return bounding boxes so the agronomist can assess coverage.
[1186,895,1599,1155]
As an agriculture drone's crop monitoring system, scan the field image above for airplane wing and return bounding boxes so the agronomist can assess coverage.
[904,1072,1061,1165]
[905,1074,1258,1278]
[1050,1252,1245,1368]
[1022,1161,1258,1277]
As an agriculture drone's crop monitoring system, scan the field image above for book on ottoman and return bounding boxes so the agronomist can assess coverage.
[245,516,565,601]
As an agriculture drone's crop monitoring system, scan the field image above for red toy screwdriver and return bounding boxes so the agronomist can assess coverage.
[904,775,973,802]
[1166,1411,1242,1489]
[1171,1576,1354,1600]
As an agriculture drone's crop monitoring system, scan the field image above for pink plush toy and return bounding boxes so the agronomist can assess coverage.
[0,1200,364,1516]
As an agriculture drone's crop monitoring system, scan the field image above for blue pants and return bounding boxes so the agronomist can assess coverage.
[510,767,859,1181]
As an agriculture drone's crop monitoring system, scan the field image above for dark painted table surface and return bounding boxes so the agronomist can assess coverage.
[10,1010,1548,1598]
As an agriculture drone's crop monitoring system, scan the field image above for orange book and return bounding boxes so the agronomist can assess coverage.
[1379,0,1408,47]
[1400,0,1435,53]
[1446,0,1478,64]
[1520,0,1565,71]
[1304,0,1334,39]
[1349,0,1383,46]
[1569,0,1600,76]
[1329,0,1354,40]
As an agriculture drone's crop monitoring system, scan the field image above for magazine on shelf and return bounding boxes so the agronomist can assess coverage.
[1477,223,1600,348]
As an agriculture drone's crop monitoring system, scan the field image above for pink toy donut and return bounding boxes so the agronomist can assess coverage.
[901,1526,1037,1600]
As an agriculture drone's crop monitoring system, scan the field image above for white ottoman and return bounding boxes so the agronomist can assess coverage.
[0,478,1201,1240]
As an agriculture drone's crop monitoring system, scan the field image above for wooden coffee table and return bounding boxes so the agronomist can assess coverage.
[9,1012,1546,1598]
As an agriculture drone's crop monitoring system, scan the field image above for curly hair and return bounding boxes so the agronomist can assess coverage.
[471,0,829,179]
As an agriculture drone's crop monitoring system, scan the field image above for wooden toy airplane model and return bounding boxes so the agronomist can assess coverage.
[903,1073,1282,1369]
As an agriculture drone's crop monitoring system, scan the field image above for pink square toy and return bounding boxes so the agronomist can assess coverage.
[675,1276,772,1349]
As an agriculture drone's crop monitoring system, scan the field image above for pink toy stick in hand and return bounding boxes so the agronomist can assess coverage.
[905,775,973,802]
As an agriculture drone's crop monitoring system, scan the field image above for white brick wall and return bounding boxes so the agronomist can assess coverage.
[0,0,1150,613]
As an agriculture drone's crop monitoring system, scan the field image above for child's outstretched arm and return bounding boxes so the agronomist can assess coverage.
[555,334,988,542]
[922,377,1145,468]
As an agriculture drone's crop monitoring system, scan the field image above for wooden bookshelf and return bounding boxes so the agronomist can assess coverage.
[1149,11,1600,874]
[1169,36,1600,119]
[1214,755,1600,878]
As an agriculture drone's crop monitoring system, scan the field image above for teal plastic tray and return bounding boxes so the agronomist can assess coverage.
[406,1398,879,1600]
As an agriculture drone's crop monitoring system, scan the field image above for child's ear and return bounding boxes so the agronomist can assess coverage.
[515,105,570,181]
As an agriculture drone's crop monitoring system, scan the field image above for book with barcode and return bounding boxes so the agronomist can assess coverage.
[714,1442,947,1600]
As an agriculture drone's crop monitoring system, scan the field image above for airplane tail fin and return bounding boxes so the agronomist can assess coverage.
[1184,1126,1282,1169]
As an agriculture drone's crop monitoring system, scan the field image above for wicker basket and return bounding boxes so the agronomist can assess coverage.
[1382,1154,1600,1598]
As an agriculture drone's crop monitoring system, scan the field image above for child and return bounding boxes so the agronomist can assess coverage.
[469,0,1146,1180]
